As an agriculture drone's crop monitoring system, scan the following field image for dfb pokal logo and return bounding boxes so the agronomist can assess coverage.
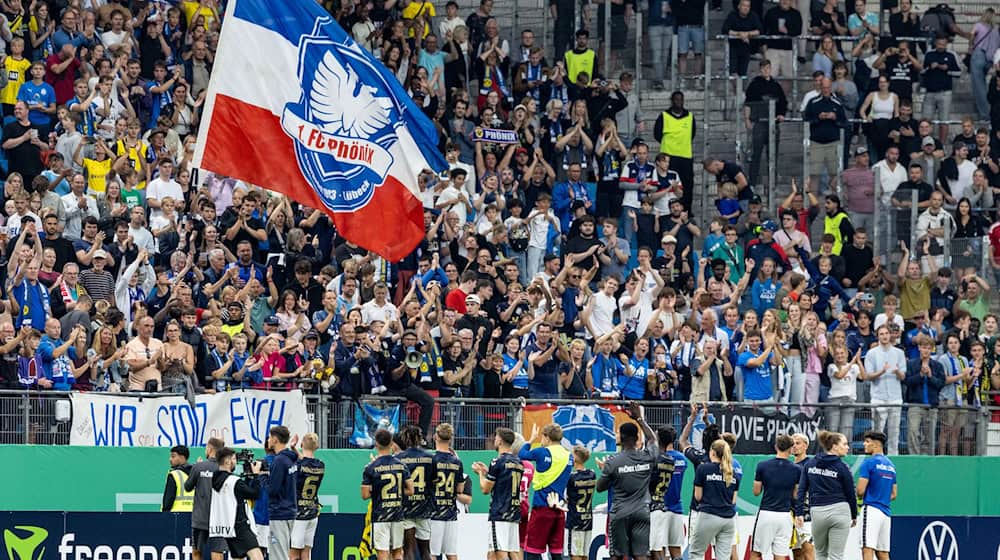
[918,521,959,560]
[3,526,48,560]
[282,19,400,213]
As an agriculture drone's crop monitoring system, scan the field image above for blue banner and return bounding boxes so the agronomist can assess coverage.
[349,403,400,447]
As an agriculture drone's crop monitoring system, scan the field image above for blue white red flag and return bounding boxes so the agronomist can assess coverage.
[193,0,447,261]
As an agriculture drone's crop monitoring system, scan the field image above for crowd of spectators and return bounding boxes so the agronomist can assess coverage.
[0,0,998,452]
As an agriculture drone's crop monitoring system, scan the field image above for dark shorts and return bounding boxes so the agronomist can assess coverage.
[608,512,651,557]
[224,524,260,558]
[524,506,566,554]
[192,528,228,553]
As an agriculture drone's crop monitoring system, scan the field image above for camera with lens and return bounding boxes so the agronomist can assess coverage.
[235,449,264,475]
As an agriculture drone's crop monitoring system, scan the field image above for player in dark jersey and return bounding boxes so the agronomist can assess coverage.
[751,434,800,560]
[396,426,435,560]
[790,433,815,560]
[472,427,525,560]
[649,427,676,560]
[565,446,596,560]
[292,433,325,560]
[362,429,414,560]
[429,423,465,560]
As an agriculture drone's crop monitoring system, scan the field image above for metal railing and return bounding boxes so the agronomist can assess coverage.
[0,390,992,455]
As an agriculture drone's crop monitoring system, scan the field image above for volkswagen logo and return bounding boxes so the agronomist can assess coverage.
[918,521,959,560]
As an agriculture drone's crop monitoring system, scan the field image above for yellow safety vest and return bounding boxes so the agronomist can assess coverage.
[563,49,595,85]
[660,111,694,159]
[531,444,570,491]
[168,469,195,512]
[824,212,850,255]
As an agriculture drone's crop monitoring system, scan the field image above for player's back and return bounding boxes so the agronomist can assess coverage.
[860,454,896,515]
[295,456,325,520]
[755,457,800,513]
[363,455,409,522]
[566,468,597,530]
[487,452,524,522]
[649,450,676,512]
[397,447,435,519]
[663,449,687,514]
[430,450,464,521]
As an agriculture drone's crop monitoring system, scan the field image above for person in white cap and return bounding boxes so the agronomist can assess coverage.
[79,247,116,304]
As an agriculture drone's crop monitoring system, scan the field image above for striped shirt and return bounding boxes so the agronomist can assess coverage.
[79,269,115,304]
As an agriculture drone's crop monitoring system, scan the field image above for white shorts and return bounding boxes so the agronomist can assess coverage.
[567,527,591,557]
[665,512,685,548]
[792,519,813,549]
[430,520,459,556]
[861,505,891,552]
[402,518,432,541]
[373,521,404,552]
[649,510,669,551]
[291,518,318,549]
[488,521,521,552]
[751,510,793,557]
[256,524,270,548]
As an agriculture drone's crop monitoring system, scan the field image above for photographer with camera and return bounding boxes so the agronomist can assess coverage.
[267,426,300,560]
[209,447,265,560]
[334,323,385,398]
[186,438,225,560]
[387,330,435,435]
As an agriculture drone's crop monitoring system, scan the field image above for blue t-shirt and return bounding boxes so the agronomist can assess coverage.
[620,357,649,399]
[738,349,773,400]
[17,81,56,125]
[715,198,742,224]
[858,454,896,516]
[503,353,529,389]
[693,462,738,518]
[754,457,801,512]
[592,353,624,395]
[42,170,71,195]
[663,449,687,514]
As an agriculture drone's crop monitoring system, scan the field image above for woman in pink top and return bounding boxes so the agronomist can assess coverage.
[798,310,828,415]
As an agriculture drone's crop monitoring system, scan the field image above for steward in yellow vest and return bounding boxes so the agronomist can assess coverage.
[163,445,194,512]
[563,29,596,86]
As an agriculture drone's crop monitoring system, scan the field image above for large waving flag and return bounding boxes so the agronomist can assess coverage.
[193,0,447,261]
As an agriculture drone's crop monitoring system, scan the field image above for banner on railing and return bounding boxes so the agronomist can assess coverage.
[69,390,312,447]
[523,403,636,452]
[350,402,401,447]
[714,405,825,454]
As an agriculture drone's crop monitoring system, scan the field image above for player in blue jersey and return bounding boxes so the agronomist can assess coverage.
[362,429,415,560]
[396,426,434,560]
[649,426,677,560]
[565,445,596,560]
[856,431,897,560]
[429,423,465,560]
[751,434,800,560]
[659,426,687,560]
[472,427,525,560]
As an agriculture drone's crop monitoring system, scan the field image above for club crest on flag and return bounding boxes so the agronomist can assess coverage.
[281,19,399,213]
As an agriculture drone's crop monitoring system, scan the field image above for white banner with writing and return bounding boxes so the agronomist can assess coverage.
[70,390,312,447]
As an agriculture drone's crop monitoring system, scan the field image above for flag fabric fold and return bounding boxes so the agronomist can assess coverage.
[194,0,446,261]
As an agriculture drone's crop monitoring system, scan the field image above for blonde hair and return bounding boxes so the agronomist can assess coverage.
[436,423,454,442]
[712,440,735,485]
[302,432,319,451]
[542,423,563,443]
[719,182,738,199]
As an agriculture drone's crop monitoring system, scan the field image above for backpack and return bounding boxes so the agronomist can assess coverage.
[921,4,956,39]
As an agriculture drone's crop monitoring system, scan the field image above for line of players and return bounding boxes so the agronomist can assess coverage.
[361,409,897,560]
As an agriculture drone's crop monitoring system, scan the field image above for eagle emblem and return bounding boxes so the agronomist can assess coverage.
[282,19,400,213]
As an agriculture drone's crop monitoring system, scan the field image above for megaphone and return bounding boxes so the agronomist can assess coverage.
[404,346,423,369]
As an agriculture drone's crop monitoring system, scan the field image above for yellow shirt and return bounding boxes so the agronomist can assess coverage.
[181,0,217,29]
[115,139,150,189]
[83,157,112,194]
[1,57,31,106]
[401,1,435,38]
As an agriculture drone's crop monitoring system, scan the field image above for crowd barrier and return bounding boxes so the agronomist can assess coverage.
[0,390,991,456]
